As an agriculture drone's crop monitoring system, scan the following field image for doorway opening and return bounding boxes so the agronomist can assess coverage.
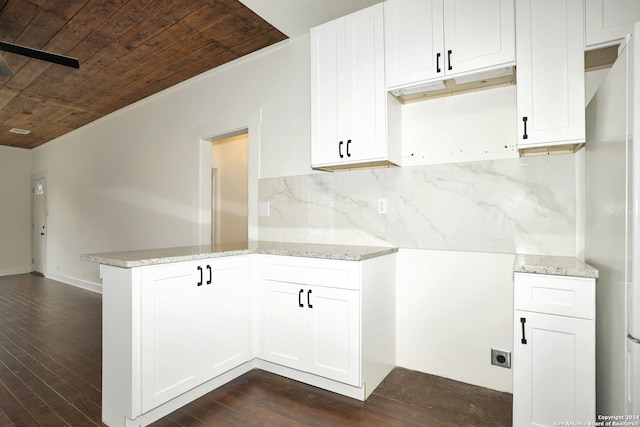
[210,132,249,245]
[31,176,47,275]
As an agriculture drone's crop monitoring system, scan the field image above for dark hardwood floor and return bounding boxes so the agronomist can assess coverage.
[0,273,512,426]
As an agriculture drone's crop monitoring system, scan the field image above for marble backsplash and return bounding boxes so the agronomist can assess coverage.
[258,155,577,255]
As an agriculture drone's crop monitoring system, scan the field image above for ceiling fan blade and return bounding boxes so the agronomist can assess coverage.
[0,56,13,76]
[0,41,79,69]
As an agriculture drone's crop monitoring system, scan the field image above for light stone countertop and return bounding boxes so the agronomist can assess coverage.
[81,241,398,268]
[514,254,599,279]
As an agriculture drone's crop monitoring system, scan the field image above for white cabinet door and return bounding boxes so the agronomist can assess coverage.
[260,280,307,371]
[140,258,250,413]
[205,257,251,379]
[140,261,202,413]
[344,5,387,165]
[260,279,361,385]
[306,286,360,386]
[385,0,514,90]
[385,0,444,88]
[515,0,585,149]
[443,0,515,75]
[311,3,387,169]
[310,17,343,167]
[513,310,595,426]
[586,0,640,49]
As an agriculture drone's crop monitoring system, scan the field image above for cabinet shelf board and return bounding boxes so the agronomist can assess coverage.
[392,70,516,104]
[585,44,619,72]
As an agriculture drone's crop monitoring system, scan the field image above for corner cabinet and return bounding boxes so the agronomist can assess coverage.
[140,257,250,413]
[384,0,515,90]
[515,0,585,151]
[310,3,397,170]
[258,254,396,399]
[101,256,252,427]
[513,273,595,426]
[98,249,396,426]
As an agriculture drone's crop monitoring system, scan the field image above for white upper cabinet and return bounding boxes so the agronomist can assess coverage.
[384,0,515,91]
[385,0,444,89]
[311,3,392,170]
[586,0,640,49]
[515,0,585,150]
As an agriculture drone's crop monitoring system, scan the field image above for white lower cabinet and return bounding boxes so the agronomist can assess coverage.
[139,256,250,413]
[100,252,395,426]
[101,256,252,426]
[139,261,201,413]
[258,254,395,399]
[261,280,360,386]
[513,273,595,426]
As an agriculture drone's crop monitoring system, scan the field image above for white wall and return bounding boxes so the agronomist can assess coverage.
[31,37,311,286]
[0,146,31,275]
[400,85,519,165]
[396,249,515,391]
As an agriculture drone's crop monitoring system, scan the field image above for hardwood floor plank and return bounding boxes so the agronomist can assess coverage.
[0,331,100,425]
[374,368,512,426]
[0,407,14,426]
[0,326,101,402]
[0,359,69,426]
[0,273,512,427]
[0,378,40,427]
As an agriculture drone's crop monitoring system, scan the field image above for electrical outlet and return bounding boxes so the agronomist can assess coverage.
[377,198,387,214]
[491,349,511,369]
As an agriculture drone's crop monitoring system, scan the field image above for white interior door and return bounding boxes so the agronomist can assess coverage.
[31,177,47,274]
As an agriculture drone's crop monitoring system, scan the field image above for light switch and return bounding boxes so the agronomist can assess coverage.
[258,202,270,217]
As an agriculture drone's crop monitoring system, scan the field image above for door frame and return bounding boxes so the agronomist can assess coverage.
[31,171,48,275]
[195,110,260,245]
[211,167,218,244]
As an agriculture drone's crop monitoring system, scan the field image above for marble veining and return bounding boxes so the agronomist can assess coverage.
[259,155,576,255]
[514,254,599,279]
[82,241,398,268]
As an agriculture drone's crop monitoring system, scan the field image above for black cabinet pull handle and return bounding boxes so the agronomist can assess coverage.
[206,265,212,285]
[307,289,313,308]
[197,266,203,286]
[299,289,304,307]
[346,139,351,157]
[522,116,529,140]
[520,317,527,344]
[338,140,344,158]
[436,52,441,73]
[447,49,452,71]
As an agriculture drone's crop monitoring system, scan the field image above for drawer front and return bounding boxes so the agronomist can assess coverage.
[514,273,595,319]
[260,255,360,290]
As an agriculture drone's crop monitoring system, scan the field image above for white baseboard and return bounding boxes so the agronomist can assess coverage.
[255,359,368,400]
[45,272,103,294]
[108,361,256,427]
[0,267,31,276]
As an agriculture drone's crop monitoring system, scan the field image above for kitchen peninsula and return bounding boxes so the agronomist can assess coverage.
[83,242,397,427]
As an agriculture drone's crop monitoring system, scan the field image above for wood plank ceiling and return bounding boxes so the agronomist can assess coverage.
[0,0,287,149]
